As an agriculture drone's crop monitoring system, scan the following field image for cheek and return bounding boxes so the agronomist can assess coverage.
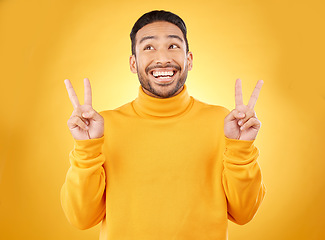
[177,52,188,66]
[136,55,150,71]
[178,56,188,70]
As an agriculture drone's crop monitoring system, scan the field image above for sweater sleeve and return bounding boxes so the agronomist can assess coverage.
[60,136,106,230]
[222,137,266,225]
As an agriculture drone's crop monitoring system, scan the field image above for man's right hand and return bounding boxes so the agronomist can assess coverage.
[64,78,104,140]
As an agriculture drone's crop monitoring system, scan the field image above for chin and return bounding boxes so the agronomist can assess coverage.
[148,81,185,98]
[138,70,187,98]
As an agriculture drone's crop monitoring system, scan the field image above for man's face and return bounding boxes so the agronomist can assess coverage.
[129,21,193,98]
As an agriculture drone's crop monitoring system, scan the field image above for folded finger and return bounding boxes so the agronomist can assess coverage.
[82,108,103,122]
[237,109,256,126]
[224,109,246,122]
[240,117,261,131]
[67,115,89,130]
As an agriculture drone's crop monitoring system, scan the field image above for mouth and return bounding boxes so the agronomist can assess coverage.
[149,68,178,84]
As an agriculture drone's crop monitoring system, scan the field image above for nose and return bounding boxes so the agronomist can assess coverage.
[155,48,171,65]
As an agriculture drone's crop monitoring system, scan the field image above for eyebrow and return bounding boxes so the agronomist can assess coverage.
[139,34,184,44]
[139,36,156,44]
[168,35,184,43]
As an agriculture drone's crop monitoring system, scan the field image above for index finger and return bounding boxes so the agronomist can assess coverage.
[235,78,244,107]
[247,80,264,109]
[64,79,80,109]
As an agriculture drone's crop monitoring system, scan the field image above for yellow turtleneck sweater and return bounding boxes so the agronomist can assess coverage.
[61,85,266,240]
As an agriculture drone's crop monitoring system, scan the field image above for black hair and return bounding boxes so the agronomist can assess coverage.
[130,10,189,55]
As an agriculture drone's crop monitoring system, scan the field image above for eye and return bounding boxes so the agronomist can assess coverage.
[169,44,179,49]
[144,45,154,50]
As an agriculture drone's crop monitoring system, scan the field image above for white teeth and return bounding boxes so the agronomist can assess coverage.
[152,71,174,77]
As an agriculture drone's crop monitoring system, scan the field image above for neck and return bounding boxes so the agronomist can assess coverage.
[132,84,193,118]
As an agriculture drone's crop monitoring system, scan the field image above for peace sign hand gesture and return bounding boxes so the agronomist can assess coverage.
[65,78,104,140]
[224,79,264,141]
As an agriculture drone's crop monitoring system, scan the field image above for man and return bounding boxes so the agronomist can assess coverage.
[61,10,266,240]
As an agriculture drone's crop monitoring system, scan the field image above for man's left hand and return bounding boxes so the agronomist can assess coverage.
[224,79,264,141]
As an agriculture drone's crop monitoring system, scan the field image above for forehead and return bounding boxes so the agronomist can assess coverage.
[135,21,184,43]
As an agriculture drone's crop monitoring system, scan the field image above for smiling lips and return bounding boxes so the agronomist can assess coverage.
[153,70,175,78]
[150,68,177,84]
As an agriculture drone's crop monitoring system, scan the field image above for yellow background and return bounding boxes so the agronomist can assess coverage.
[1,0,324,239]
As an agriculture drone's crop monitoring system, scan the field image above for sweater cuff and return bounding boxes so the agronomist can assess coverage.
[73,136,105,160]
[224,136,258,165]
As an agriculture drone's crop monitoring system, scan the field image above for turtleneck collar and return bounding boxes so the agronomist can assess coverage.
[132,85,193,118]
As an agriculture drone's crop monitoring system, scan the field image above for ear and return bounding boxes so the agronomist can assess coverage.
[187,52,193,71]
[129,55,137,73]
